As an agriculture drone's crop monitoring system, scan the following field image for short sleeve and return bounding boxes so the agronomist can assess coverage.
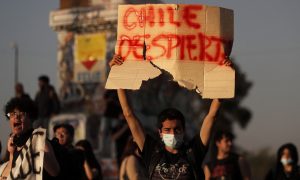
[188,135,208,166]
[141,134,159,169]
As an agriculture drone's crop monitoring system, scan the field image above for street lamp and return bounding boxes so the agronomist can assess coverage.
[11,42,19,85]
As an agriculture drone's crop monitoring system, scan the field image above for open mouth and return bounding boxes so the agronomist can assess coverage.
[13,122,22,129]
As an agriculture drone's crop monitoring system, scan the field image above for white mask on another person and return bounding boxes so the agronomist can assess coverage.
[162,133,184,149]
[281,158,293,165]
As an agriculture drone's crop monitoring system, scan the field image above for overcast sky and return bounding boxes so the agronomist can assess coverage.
[1,0,300,154]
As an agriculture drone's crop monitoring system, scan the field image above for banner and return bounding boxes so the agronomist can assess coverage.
[74,32,107,83]
[9,128,46,180]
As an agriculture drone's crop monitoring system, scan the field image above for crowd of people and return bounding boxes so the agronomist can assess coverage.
[0,56,300,180]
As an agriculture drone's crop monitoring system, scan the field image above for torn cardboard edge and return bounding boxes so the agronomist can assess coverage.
[106,59,235,98]
[105,4,235,98]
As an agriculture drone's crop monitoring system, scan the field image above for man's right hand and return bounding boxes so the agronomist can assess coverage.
[8,134,16,154]
[109,54,123,68]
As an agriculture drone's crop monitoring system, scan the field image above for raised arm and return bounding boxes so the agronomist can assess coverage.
[203,165,211,180]
[200,58,233,146]
[117,89,145,150]
[200,99,221,146]
[109,54,145,150]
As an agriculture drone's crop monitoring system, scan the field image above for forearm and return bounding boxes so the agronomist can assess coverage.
[208,99,221,116]
[200,116,215,146]
[204,165,211,180]
[83,160,94,179]
[117,89,145,150]
[200,99,221,146]
[9,154,14,163]
[7,154,14,170]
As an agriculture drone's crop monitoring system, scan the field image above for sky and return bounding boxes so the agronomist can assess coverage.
[1,0,300,154]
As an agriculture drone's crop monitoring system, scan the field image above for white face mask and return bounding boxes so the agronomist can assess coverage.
[281,157,293,165]
[162,133,184,149]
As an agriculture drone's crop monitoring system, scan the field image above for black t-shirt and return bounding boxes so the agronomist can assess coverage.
[142,134,207,180]
[151,149,194,180]
[265,165,300,180]
[206,153,243,180]
[49,140,85,180]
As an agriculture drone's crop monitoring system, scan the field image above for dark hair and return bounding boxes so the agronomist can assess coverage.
[103,90,122,118]
[214,130,235,143]
[121,136,139,162]
[53,123,74,138]
[270,143,299,177]
[75,139,102,177]
[15,83,24,91]
[4,97,37,120]
[157,108,185,130]
[209,130,235,158]
[277,143,298,165]
[38,75,50,84]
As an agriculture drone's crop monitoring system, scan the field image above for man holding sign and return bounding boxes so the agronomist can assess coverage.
[1,98,60,180]
[109,54,232,180]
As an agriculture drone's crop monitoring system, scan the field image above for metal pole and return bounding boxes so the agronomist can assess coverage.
[12,42,19,84]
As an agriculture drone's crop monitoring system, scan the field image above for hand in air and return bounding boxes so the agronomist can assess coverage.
[109,54,124,68]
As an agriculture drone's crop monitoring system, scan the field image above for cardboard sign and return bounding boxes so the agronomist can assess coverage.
[74,32,107,83]
[9,128,46,180]
[106,4,235,98]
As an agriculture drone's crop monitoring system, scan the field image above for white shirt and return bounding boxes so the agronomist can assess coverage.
[0,162,9,179]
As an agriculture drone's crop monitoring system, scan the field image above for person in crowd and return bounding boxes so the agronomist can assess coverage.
[99,90,130,162]
[265,143,300,180]
[15,82,31,101]
[104,90,131,167]
[0,134,15,178]
[75,139,103,180]
[119,136,147,180]
[34,75,60,130]
[109,54,231,179]
[53,123,85,179]
[53,123,75,149]
[0,97,60,179]
[204,130,251,180]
